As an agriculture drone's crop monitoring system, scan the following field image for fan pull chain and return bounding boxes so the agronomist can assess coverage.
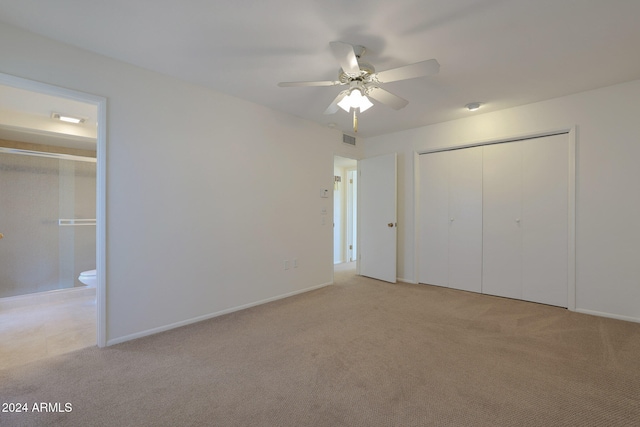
[353,109,358,133]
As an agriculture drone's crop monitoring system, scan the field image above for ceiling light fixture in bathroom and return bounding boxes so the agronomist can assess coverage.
[51,112,85,124]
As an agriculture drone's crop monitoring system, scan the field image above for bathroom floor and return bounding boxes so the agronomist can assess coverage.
[0,286,96,371]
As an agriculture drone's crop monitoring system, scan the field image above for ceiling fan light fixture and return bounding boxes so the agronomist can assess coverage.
[338,89,373,113]
[337,97,350,112]
[278,41,439,133]
[465,102,482,111]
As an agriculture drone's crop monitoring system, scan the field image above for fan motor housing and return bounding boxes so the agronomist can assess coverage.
[339,60,375,83]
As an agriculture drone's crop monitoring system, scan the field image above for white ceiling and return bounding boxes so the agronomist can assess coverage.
[2,0,640,138]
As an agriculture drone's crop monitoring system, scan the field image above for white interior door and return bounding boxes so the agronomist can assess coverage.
[483,135,569,306]
[448,147,483,293]
[419,147,482,291]
[418,135,570,307]
[482,142,523,300]
[359,153,397,283]
[418,151,450,286]
[521,135,569,306]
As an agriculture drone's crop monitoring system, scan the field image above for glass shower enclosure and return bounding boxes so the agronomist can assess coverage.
[0,149,96,298]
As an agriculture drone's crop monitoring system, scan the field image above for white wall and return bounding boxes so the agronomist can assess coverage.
[0,23,363,344]
[365,79,640,322]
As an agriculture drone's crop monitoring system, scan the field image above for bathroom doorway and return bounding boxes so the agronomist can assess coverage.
[0,73,106,368]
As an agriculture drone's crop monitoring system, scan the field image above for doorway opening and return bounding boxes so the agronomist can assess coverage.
[0,73,106,369]
[333,155,358,269]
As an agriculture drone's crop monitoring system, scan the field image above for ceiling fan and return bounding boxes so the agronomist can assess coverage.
[278,41,440,132]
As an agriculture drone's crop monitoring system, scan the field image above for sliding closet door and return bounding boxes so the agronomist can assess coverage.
[521,135,568,306]
[448,147,483,293]
[418,151,449,287]
[482,143,523,300]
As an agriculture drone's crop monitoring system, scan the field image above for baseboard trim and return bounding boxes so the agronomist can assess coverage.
[575,308,640,324]
[397,277,417,284]
[106,281,332,346]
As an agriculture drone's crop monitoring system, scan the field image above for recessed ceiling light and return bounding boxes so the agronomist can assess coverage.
[465,102,482,111]
[51,112,85,124]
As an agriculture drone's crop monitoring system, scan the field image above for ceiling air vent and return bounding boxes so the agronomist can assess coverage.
[343,134,356,146]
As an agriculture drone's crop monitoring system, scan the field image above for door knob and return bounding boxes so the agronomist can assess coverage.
[0,232,3,239]
[388,223,394,228]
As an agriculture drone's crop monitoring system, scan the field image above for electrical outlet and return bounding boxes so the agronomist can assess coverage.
[293,259,298,268]
[284,260,290,270]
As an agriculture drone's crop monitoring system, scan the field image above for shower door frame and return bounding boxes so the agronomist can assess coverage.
[0,72,108,348]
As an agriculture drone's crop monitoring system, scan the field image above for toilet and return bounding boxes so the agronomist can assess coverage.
[78,269,97,287]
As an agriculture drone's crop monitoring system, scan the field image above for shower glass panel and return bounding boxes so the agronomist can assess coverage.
[0,151,96,298]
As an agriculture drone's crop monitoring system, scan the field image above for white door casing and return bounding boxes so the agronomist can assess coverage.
[347,169,357,262]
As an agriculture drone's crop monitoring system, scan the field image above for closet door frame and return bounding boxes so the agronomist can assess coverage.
[414,127,576,310]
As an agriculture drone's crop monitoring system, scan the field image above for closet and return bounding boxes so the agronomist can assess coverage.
[418,133,570,307]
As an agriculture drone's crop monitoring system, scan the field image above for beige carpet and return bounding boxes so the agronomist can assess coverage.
[1,267,640,426]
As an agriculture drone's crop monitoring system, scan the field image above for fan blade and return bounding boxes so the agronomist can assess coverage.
[373,59,440,83]
[330,41,361,76]
[324,90,349,114]
[367,86,409,110]
[278,80,341,87]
